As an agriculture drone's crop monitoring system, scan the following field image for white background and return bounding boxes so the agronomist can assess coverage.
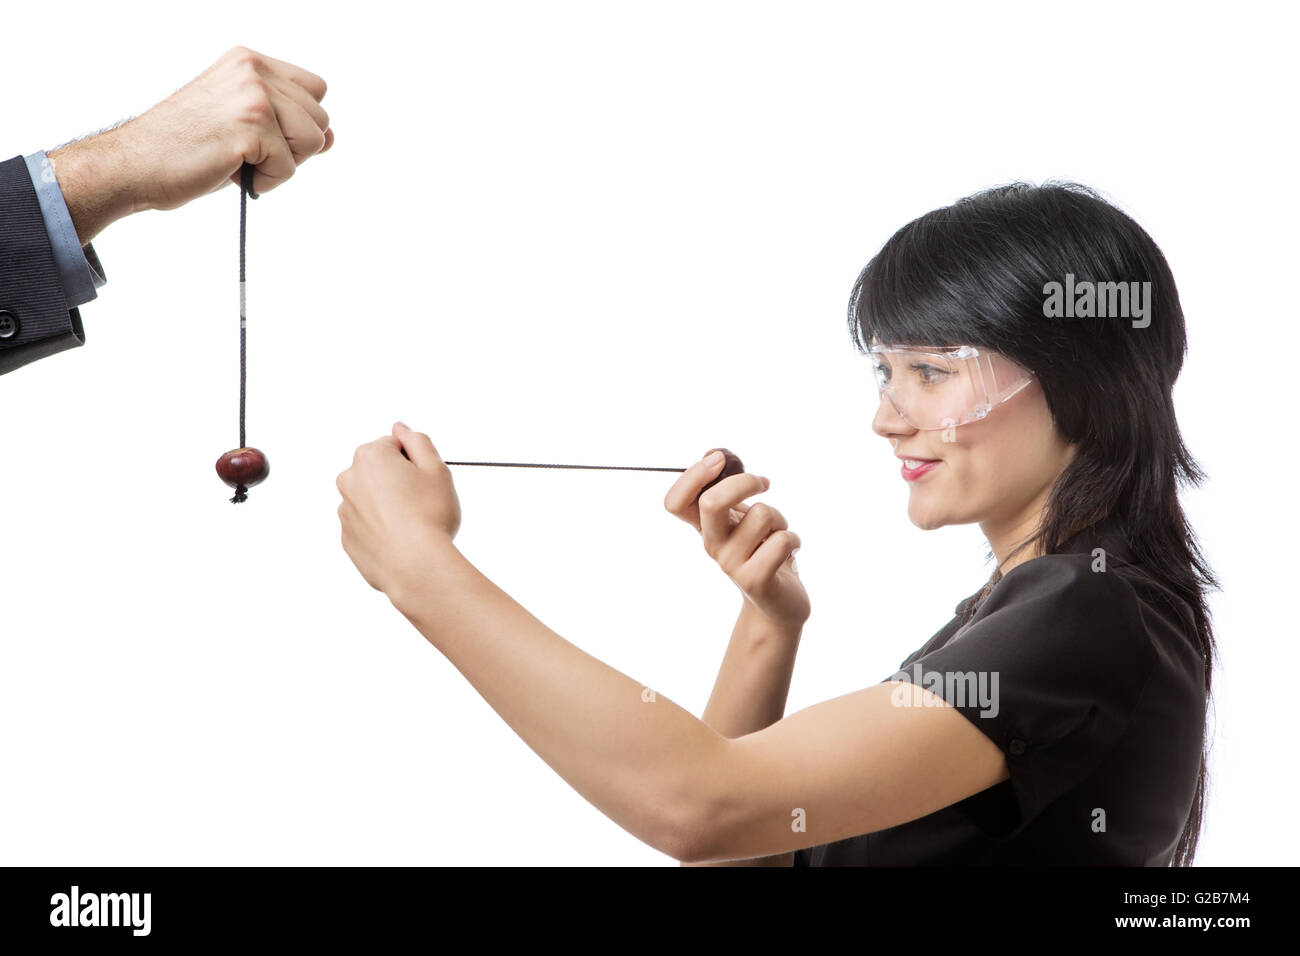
[2,0,1294,865]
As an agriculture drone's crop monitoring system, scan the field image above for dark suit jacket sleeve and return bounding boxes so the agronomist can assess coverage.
[0,154,88,375]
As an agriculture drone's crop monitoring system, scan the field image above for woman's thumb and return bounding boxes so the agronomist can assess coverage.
[393,421,442,469]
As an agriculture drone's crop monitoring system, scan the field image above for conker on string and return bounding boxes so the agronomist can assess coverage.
[216,447,270,503]
[694,447,744,504]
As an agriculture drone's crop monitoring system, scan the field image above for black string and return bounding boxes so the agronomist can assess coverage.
[232,163,258,503]
[437,461,719,505]
[442,461,686,474]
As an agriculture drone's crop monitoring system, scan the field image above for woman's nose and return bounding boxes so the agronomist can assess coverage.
[872,391,916,439]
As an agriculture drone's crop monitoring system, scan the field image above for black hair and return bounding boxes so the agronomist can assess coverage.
[847,181,1217,866]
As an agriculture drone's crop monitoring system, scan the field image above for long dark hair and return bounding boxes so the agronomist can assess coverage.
[847,181,1218,866]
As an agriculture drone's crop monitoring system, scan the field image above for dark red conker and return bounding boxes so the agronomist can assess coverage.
[216,447,270,489]
[694,447,744,504]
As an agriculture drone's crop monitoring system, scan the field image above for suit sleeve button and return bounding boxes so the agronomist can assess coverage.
[1008,738,1027,756]
[0,311,18,339]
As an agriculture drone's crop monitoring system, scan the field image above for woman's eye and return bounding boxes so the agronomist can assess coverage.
[911,363,950,385]
[873,362,891,384]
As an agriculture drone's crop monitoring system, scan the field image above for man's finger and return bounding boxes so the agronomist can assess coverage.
[269,90,328,163]
[246,125,297,194]
[265,72,330,148]
[253,50,329,102]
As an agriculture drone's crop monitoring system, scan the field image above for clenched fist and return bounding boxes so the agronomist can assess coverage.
[47,46,333,244]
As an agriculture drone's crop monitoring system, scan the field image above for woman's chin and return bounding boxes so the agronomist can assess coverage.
[907,503,949,531]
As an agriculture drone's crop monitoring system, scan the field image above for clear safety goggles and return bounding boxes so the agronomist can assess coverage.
[869,343,1034,431]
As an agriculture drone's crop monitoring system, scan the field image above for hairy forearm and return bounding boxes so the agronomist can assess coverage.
[48,126,142,246]
[388,537,728,861]
[683,600,802,867]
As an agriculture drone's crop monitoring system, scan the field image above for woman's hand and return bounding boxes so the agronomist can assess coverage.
[664,452,809,631]
[336,422,462,600]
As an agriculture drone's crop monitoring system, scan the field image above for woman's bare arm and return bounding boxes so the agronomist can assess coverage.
[682,600,801,866]
[388,536,1009,863]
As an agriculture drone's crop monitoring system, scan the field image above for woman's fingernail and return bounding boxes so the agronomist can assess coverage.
[396,421,409,430]
[704,450,724,466]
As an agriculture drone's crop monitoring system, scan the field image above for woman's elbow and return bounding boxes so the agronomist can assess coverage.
[653,737,745,862]
[658,785,751,863]
[651,796,713,862]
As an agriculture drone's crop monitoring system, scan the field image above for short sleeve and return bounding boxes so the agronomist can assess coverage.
[883,555,1157,839]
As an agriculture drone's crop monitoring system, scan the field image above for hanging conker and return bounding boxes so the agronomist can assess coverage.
[694,447,744,503]
[216,447,270,503]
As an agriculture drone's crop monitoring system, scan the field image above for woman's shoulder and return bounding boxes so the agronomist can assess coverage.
[984,518,1169,615]
[968,524,1201,687]
[980,546,1146,625]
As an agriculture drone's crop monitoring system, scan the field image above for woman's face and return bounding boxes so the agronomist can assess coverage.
[870,351,1075,534]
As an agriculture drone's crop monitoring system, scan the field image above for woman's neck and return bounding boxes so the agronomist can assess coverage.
[982,486,1054,576]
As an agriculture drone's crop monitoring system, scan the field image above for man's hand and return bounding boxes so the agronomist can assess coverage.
[47,46,333,245]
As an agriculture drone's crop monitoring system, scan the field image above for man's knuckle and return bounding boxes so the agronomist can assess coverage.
[239,91,274,126]
[232,47,264,71]
[237,70,271,97]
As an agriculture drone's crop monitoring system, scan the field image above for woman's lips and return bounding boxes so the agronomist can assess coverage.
[900,458,941,482]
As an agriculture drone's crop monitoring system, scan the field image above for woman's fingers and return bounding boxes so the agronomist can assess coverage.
[738,529,802,593]
[664,455,790,583]
[663,452,728,525]
[717,501,788,573]
[698,473,767,556]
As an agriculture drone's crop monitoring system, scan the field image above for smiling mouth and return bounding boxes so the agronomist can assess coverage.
[899,458,942,482]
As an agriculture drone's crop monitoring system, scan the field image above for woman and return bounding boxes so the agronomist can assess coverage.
[335,181,1215,865]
